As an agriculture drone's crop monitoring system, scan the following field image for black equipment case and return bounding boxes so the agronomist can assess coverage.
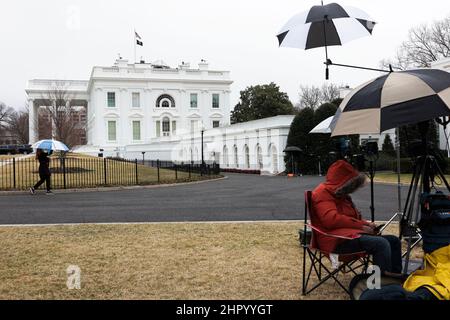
[419,192,450,253]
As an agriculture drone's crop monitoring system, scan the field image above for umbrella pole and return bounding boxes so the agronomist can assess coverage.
[396,127,402,214]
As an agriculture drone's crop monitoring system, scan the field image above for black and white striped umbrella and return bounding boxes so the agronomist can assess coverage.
[330,69,450,137]
[277,2,376,50]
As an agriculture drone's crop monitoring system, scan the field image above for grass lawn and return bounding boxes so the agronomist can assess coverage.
[374,172,450,185]
[0,153,209,190]
[0,221,419,300]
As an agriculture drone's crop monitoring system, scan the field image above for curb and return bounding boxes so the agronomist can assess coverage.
[0,176,228,196]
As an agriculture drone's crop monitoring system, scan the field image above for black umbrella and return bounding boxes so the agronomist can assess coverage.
[277,2,391,79]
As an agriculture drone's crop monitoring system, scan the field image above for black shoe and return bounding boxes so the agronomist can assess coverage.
[29,187,35,195]
[46,191,54,195]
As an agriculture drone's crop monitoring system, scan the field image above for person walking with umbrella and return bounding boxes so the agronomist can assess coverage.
[30,148,53,195]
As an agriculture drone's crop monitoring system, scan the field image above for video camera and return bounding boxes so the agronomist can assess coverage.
[350,141,378,172]
[329,138,353,162]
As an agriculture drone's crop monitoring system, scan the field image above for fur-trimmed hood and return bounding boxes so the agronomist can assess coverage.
[324,160,365,195]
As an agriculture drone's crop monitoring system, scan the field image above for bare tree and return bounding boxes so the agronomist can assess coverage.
[320,83,341,104]
[41,82,82,148]
[298,83,342,109]
[0,102,14,130]
[381,16,450,70]
[299,85,322,109]
[6,107,29,144]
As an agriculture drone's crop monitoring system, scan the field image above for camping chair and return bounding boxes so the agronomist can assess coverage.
[302,191,371,296]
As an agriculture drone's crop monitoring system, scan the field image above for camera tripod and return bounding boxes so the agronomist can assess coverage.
[399,123,450,274]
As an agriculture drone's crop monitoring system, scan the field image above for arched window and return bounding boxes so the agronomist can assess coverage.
[244,145,250,169]
[271,145,278,173]
[257,145,263,170]
[156,94,175,108]
[223,146,229,167]
[234,145,239,168]
[162,117,170,136]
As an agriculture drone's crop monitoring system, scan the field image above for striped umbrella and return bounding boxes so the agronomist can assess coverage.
[31,139,69,152]
[277,2,376,50]
[277,2,378,79]
[331,69,450,137]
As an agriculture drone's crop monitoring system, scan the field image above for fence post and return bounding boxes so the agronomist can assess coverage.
[63,157,67,189]
[157,159,160,183]
[13,158,16,189]
[175,164,178,180]
[104,158,107,185]
[189,164,191,179]
[135,159,138,185]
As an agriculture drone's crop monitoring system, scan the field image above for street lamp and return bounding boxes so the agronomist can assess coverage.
[141,151,146,165]
[201,125,205,175]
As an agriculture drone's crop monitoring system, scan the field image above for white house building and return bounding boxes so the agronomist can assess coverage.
[26,58,293,174]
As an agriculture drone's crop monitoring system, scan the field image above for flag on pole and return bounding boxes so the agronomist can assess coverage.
[135,31,143,46]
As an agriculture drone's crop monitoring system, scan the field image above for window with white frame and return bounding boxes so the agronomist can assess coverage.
[132,92,140,108]
[190,93,198,108]
[162,100,170,108]
[213,120,220,128]
[108,120,117,141]
[107,92,116,108]
[245,145,250,169]
[162,117,170,136]
[212,94,220,108]
[156,94,175,108]
[132,120,141,141]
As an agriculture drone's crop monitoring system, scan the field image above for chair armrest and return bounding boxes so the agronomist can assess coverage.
[307,224,357,241]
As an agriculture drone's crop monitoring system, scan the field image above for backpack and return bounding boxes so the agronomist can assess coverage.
[419,192,450,254]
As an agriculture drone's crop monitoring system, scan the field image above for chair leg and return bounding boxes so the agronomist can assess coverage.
[318,253,323,281]
[302,246,307,295]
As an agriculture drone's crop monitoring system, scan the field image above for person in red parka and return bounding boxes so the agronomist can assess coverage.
[312,160,402,274]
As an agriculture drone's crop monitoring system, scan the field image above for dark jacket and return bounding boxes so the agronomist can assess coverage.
[37,152,51,176]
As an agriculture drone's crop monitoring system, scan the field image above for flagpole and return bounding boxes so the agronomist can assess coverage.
[134,29,136,64]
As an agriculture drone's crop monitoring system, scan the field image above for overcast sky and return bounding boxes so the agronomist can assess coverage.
[1,0,449,110]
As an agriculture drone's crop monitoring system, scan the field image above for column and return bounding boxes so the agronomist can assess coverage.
[28,99,38,144]
[51,100,57,139]
[85,100,91,145]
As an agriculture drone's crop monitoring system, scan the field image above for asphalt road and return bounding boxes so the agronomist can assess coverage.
[0,174,408,225]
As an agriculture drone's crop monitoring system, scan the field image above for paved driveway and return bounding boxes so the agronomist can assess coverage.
[0,174,407,225]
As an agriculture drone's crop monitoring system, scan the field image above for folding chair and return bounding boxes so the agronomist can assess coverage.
[302,191,371,296]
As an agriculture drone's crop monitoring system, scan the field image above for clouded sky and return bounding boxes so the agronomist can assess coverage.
[1,0,449,110]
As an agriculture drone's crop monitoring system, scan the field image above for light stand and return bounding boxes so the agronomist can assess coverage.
[201,128,205,175]
[141,151,146,165]
[359,141,379,223]
[368,159,376,223]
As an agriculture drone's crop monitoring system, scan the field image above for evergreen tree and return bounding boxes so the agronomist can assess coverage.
[285,107,316,174]
[382,134,396,156]
[231,83,295,124]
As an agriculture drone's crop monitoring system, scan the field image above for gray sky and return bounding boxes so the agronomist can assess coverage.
[1,0,449,110]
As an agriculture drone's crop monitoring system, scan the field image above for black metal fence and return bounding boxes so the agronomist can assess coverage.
[0,156,221,191]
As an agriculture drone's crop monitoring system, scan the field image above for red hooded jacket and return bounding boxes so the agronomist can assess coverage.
[311,160,368,253]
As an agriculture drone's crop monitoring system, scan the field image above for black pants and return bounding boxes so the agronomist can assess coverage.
[34,173,51,192]
[335,235,403,273]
